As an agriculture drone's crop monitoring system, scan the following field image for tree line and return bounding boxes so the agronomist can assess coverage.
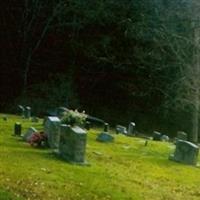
[1,0,200,141]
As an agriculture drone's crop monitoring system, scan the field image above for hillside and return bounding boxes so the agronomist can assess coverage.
[0,114,200,200]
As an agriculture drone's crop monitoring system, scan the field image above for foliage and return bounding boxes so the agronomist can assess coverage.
[61,109,87,126]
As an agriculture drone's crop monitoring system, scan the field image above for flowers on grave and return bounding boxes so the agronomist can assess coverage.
[61,109,87,126]
[28,131,48,147]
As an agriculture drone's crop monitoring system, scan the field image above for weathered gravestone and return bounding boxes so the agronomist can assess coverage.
[14,122,21,136]
[96,133,114,142]
[44,116,61,149]
[23,127,38,142]
[24,106,31,119]
[116,125,127,134]
[161,135,169,142]
[59,124,87,163]
[177,131,188,141]
[128,122,136,136]
[169,140,199,165]
[153,131,162,141]
[18,105,25,117]
[96,122,114,142]
[104,123,109,132]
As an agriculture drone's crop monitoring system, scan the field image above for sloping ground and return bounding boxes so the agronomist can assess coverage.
[0,114,200,200]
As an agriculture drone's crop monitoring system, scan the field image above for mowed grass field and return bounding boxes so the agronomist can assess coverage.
[0,114,200,200]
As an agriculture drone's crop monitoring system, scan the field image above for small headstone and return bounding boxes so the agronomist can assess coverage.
[169,140,199,165]
[161,135,169,142]
[59,125,87,163]
[18,105,25,117]
[96,132,114,143]
[24,106,31,119]
[177,131,188,141]
[23,127,38,142]
[153,131,162,141]
[85,121,91,130]
[44,116,61,149]
[104,123,109,132]
[116,125,127,134]
[14,122,21,136]
[128,122,136,136]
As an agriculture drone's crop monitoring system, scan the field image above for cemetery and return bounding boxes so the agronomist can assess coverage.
[2,1,200,200]
[0,109,200,200]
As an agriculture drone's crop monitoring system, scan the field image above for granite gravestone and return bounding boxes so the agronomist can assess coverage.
[23,127,38,142]
[44,116,61,149]
[18,105,25,117]
[96,122,114,142]
[59,125,87,163]
[24,106,31,119]
[14,122,21,136]
[128,122,135,136]
[169,140,199,165]
[116,125,127,134]
[153,131,162,141]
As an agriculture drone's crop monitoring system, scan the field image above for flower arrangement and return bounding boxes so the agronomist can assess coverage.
[61,109,87,126]
[28,132,48,147]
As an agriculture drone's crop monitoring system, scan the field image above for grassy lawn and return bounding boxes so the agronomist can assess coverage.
[0,114,200,200]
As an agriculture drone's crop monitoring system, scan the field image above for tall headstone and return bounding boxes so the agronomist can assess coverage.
[25,106,31,119]
[23,127,38,142]
[14,122,21,136]
[44,116,61,149]
[169,140,199,165]
[59,125,87,163]
[104,123,109,132]
[128,122,135,136]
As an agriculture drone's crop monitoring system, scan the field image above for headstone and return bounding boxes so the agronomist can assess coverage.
[14,122,21,136]
[44,116,61,149]
[23,127,38,142]
[24,106,31,119]
[59,125,87,163]
[96,132,114,143]
[104,123,109,132]
[116,125,127,134]
[153,131,162,141]
[169,140,199,165]
[177,131,188,141]
[128,122,135,135]
[85,121,91,130]
[18,105,25,117]
[161,135,169,142]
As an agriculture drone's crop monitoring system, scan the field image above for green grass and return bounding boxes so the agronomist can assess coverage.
[0,114,200,200]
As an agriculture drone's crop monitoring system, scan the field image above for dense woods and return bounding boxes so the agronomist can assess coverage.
[1,0,200,139]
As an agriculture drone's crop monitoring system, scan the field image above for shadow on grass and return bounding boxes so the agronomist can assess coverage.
[0,188,23,200]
